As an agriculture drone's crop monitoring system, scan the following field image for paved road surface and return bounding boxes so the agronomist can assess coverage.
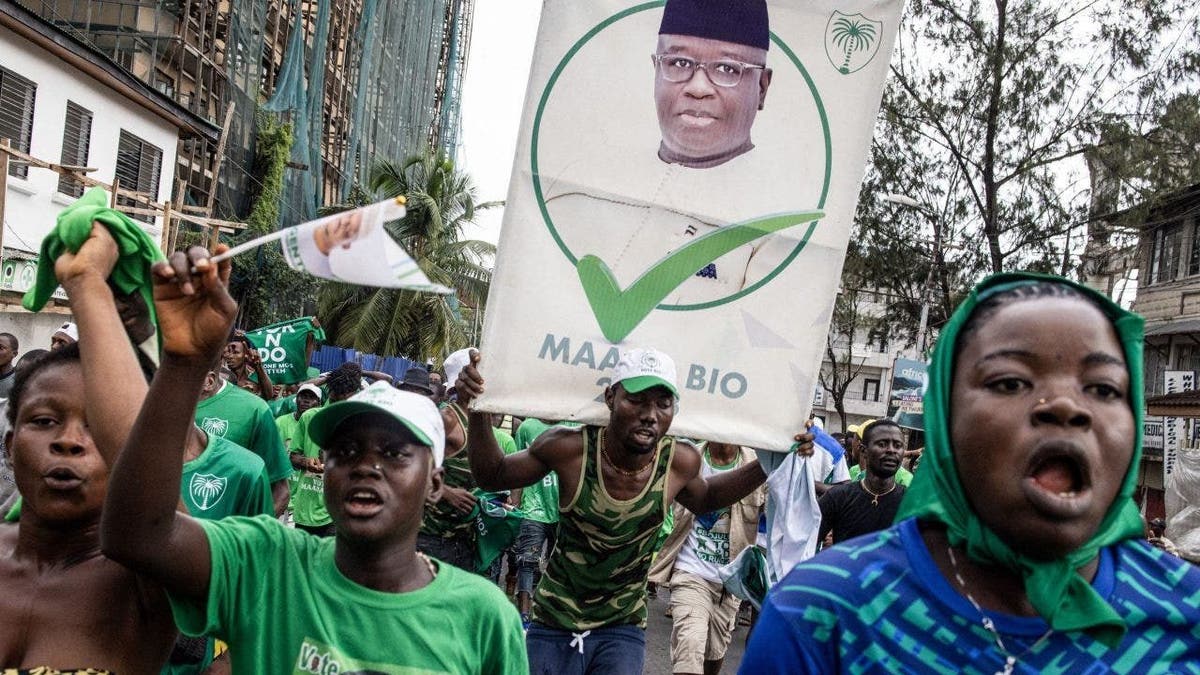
[642,587,751,675]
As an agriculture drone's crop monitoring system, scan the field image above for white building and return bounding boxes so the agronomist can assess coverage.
[0,0,217,349]
[811,287,905,433]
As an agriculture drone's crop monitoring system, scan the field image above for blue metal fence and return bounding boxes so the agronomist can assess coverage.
[309,346,428,381]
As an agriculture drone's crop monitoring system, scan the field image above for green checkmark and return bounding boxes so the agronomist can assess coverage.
[576,211,824,342]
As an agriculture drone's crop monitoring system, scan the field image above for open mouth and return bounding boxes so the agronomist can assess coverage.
[631,428,658,444]
[1021,443,1092,518]
[43,466,84,491]
[344,487,384,518]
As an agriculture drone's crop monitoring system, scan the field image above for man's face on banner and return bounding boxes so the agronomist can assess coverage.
[654,34,772,165]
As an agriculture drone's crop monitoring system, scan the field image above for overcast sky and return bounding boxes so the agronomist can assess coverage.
[457,1,543,247]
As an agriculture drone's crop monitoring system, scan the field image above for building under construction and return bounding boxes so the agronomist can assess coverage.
[15,0,474,225]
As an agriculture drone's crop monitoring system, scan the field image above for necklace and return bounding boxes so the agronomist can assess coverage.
[860,479,896,506]
[600,428,654,478]
[416,551,438,579]
[946,546,1053,675]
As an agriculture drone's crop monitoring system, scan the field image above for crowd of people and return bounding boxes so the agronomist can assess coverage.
[0,226,1197,674]
[6,0,1200,668]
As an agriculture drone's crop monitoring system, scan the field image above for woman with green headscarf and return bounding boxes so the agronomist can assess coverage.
[741,272,1200,674]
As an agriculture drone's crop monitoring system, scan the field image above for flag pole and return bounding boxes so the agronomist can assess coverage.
[207,228,289,265]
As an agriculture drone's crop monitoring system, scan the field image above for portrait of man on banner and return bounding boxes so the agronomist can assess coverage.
[652,0,773,169]
[538,0,822,307]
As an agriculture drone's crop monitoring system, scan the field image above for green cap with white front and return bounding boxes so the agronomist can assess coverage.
[611,347,679,398]
[307,382,446,466]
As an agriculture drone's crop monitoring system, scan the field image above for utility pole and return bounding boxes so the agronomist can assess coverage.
[880,193,945,357]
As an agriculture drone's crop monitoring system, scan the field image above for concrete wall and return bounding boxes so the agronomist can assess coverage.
[0,23,180,249]
[0,297,71,357]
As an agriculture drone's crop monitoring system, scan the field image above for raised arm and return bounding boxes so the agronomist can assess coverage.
[362,369,394,384]
[101,246,239,603]
[248,348,277,401]
[456,350,554,491]
[674,443,768,515]
[675,431,816,515]
[54,223,148,463]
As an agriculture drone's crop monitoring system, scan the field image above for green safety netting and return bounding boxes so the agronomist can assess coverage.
[260,0,469,224]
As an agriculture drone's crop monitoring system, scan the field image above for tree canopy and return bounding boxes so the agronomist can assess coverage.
[317,153,497,361]
[848,0,1200,345]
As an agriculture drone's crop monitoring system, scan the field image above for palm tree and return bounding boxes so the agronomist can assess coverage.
[831,18,877,73]
[317,153,497,361]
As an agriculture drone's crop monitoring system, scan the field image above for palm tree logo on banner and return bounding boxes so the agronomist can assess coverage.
[825,12,884,75]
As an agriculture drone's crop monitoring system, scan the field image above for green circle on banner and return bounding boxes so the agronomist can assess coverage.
[531,1,833,311]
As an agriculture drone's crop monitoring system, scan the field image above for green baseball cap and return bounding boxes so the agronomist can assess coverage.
[307,382,445,465]
[611,347,679,398]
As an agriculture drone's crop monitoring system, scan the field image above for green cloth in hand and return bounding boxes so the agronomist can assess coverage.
[22,187,165,326]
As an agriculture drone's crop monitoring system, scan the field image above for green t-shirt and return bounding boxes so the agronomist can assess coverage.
[290,408,330,527]
[276,412,304,497]
[181,434,274,520]
[267,394,297,418]
[195,382,292,484]
[514,419,549,452]
[521,472,560,525]
[495,427,518,457]
[170,515,529,674]
[166,433,273,675]
[513,419,564,525]
[275,412,303,453]
[849,464,914,487]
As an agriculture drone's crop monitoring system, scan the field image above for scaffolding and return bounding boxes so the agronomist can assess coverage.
[17,0,475,226]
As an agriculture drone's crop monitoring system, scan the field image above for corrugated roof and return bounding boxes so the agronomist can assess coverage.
[1145,318,1200,336]
[1146,390,1200,407]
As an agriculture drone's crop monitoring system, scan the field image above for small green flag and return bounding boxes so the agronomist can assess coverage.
[472,492,524,573]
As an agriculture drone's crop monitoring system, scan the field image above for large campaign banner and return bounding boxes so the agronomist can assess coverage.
[476,0,903,450]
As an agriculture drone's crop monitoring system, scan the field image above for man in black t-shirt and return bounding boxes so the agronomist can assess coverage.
[818,419,906,545]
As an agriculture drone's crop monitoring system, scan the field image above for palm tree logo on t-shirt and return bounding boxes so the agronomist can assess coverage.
[201,417,229,437]
[190,473,228,510]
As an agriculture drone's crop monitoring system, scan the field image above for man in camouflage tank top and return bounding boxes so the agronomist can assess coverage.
[457,348,813,674]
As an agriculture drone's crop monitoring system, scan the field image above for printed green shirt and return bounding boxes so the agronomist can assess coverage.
[290,407,330,527]
[169,516,529,674]
[194,382,291,484]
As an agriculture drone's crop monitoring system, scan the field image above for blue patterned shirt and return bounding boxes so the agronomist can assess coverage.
[741,517,1200,674]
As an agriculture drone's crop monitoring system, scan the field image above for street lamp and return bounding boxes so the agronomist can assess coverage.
[879,194,941,357]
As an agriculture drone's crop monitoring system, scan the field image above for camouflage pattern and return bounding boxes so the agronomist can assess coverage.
[419,403,476,539]
[532,425,675,630]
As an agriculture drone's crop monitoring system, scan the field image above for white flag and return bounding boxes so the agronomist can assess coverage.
[280,198,450,293]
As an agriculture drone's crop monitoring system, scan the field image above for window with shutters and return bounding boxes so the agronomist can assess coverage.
[57,102,93,198]
[114,130,163,224]
[0,66,37,179]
